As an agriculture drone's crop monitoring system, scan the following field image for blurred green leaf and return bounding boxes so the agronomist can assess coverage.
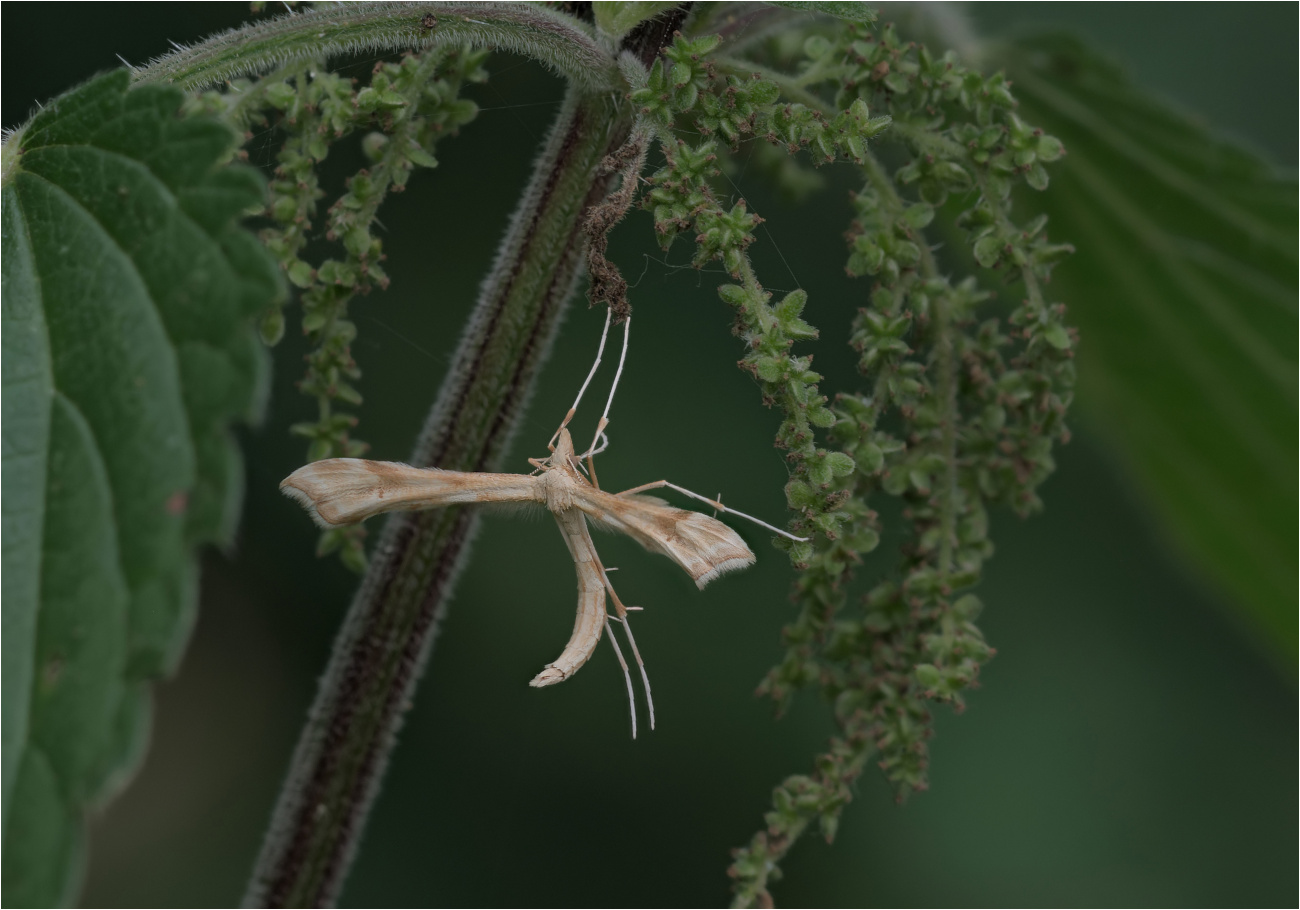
[997,35,1297,665]
[0,69,280,904]
[592,1,680,39]
[764,1,878,23]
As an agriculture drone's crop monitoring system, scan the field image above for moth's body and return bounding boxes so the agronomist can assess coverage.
[281,428,755,692]
[533,429,612,686]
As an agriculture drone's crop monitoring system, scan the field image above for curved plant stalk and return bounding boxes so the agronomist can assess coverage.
[617,19,1074,904]
[134,2,620,93]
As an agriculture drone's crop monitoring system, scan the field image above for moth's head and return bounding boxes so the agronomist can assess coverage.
[550,427,575,465]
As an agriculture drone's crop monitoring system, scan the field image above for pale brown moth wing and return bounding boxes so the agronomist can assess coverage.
[574,488,756,589]
[281,459,543,528]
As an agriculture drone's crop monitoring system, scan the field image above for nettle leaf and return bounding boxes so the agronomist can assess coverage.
[998,35,1298,665]
[0,70,281,904]
[592,1,680,39]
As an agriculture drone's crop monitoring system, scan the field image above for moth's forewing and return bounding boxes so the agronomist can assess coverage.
[281,459,543,528]
[574,489,756,589]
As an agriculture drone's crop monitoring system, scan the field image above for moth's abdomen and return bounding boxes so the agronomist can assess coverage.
[530,508,606,687]
[528,582,605,687]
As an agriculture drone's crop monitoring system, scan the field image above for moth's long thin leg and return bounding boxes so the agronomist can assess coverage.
[550,306,612,450]
[603,614,637,739]
[603,572,655,731]
[615,479,810,542]
[582,316,630,461]
[583,435,611,488]
[618,615,655,732]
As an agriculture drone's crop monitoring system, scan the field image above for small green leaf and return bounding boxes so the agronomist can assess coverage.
[859,442,884,473]
[592,1,680,39]
[1036,134,1065,162]
[717,283,751,307]
[825,451,856,477]
[786,479,816,509]
[902,203,935,229]
[807,458,834,485]
[846,526,880,553]
[1,70,280,903]
[405,146,439,170]
[808,406,836,427]
[765,1,878,23]
[972,234,1002,268]
[1025,160,1050,190]
[287,259,314,288]
[775,288,808,321]
[883,72,912,95]
[1042,323,1072,350]
[914,663,942,690]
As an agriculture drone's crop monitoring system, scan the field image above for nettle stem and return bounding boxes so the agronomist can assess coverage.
[931,275,959,577]
[859,148,958,573]
[134,2,619,93]
[239,7,689,902]
[243,90,629,908]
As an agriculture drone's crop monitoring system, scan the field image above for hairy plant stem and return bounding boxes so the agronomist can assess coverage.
[244,89,630,908]
[133,2,619,93]
[244,7,691,902]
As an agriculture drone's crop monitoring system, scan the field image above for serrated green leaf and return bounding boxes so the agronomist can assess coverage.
[592,1,680,39]
[0,69,281,903]
[999,34,1298,666]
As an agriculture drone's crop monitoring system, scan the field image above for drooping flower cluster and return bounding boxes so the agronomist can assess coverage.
[626,22,1074,906]
[191,47,487,569]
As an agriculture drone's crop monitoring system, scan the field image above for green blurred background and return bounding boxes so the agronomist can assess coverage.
[4,4,1295,906]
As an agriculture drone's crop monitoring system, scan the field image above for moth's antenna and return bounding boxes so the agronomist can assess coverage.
[550,307,612,449]
[584,315,630,459]
[603,615,637,739]
[603,571,654,731]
